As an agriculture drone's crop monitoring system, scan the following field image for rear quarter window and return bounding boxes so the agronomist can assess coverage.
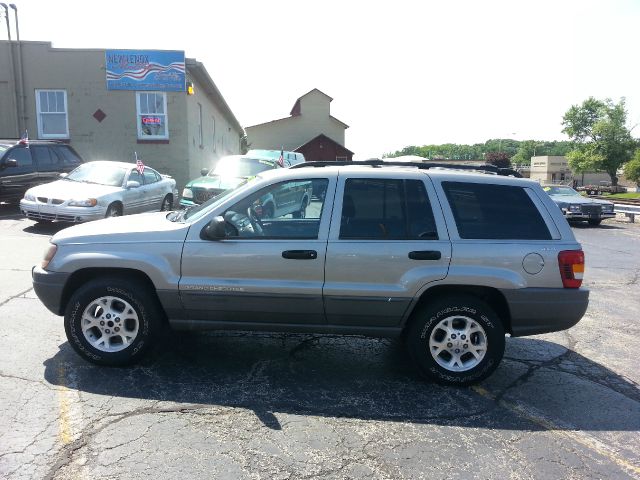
[442,181,551,240]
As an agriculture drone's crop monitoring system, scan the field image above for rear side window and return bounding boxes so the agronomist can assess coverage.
[143,168,160,184]
[56,146,82,165]
[442,181,551,240]
[32,146,55,166]
[340,178,438,240]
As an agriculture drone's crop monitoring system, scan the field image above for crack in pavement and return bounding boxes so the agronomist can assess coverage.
[0,287,34,308]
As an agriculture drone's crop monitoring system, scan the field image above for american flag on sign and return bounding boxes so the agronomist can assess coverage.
[136,159,145,175]
[17,130,29,147]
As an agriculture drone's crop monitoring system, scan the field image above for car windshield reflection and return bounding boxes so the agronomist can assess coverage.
[67,162,127,187]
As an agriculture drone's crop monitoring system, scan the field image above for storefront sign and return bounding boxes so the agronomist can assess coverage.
[105,50,185,91]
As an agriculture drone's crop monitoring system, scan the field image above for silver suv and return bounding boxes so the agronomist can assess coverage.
[32,161,588,386]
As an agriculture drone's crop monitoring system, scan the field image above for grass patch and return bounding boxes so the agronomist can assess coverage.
[604,192,640,199]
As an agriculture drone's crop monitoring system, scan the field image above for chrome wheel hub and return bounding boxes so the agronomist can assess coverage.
[81,296,139,352]
[428,315,487,372]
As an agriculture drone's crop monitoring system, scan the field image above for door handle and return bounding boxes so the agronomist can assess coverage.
[408,250,442,260]
[282,250,318,260]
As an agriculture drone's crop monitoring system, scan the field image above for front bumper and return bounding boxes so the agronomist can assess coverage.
[32,265,70,316]
[20,199,106,223]
[563,210,615,221]
[500,287,589,337]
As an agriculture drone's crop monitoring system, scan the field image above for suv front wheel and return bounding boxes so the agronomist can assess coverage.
[406,295,505,386]
[63,277,164,366]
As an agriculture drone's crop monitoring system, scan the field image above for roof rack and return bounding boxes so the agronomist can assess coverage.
[290,160,522,177]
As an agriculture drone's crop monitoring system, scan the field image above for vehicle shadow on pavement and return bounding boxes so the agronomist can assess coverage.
[0,202,22,219]
[42,333,640,432]
[22,222,74,236]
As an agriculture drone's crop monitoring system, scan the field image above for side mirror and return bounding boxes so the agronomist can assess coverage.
[200,168,209,177]
[59,172,68,178]
[202,216,227,240]
[126,180,141,189]
[2,159,18,169]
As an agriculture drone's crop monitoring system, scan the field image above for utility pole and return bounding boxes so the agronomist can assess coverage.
[9,4,24,134]
[0,3,19,136]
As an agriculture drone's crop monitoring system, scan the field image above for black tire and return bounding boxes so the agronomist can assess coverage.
[63,277,164,366]
[292,197,308,219]
[406,294,505,386]
[105,203,122,218]
[588,219,602,226]
[160,194,173,211]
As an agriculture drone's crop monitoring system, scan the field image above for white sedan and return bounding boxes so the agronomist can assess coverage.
[20,161,178,223]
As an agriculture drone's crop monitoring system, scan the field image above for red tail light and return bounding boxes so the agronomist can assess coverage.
[558,250,584,288]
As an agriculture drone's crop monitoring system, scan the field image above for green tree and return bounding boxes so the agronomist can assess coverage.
[624,149,640,187]
[562,97,636,185]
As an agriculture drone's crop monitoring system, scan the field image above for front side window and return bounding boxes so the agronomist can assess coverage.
[128,169,144,185]
[442,181,551,240]
[340,178,438,240]
[6,147,33,168]
[136,92,168,139]
[36,90,69,139]
[224,179,329,239]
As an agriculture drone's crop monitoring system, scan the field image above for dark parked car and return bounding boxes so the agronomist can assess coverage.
[0,140,84,203]
[543,184,615,226]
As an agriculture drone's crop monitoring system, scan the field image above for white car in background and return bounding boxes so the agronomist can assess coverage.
[20,161,177,223]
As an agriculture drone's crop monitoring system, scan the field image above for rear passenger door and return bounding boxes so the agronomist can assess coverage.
[324,175,452,329]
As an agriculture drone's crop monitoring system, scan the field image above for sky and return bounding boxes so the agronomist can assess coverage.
[2,0,639,159]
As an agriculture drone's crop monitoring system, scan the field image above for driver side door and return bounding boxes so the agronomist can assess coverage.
[179,177,333,326]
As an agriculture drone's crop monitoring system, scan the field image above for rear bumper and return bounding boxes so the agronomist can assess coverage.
[32,266,70,315]
[500,287,589,336]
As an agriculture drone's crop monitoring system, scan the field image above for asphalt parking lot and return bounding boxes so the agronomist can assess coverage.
[0,205,639,480]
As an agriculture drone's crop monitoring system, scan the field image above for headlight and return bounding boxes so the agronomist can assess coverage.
[602,204,614,212]
[24,192,36,201]
[42,243,57,270]
[182,188,193,199]
[68,198,97,207]
[569,205,581,212]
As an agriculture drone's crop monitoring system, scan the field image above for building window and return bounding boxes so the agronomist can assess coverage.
[136,92,168,140]
[198,103,203,147]
[336,156,347,161]
[35,90,69,139]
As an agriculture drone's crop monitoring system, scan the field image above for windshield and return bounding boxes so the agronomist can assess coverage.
[66,163,128,187]
[210,157,276,178]
[0,145,8,156]
[169,178,253,223]
[543,186,580,196]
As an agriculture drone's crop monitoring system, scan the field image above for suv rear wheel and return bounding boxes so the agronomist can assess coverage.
[406,294,505,386]
[63,277,164,366]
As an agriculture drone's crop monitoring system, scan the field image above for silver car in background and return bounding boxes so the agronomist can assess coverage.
[20,161,178,223]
